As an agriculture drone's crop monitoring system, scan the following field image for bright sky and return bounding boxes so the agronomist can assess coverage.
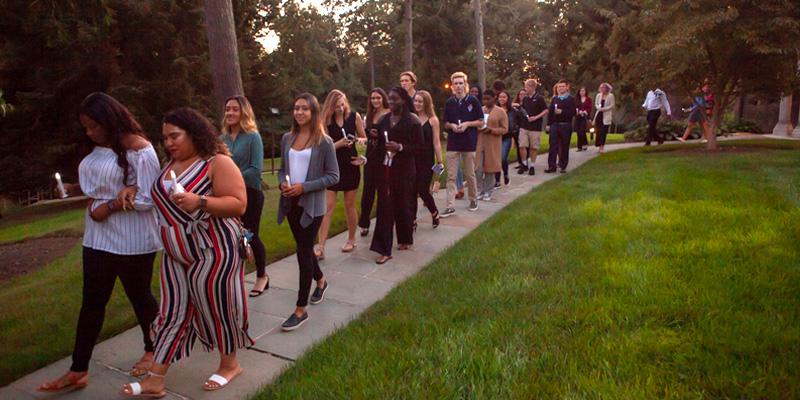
[256,0,330,53]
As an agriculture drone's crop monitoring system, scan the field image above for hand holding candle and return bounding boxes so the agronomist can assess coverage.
[54,172,68,198]
[169,170,185,194]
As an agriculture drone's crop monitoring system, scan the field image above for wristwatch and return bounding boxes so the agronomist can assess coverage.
[199,195,208,210]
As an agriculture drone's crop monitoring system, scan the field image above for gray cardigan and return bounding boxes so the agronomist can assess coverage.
[277,132,339,227]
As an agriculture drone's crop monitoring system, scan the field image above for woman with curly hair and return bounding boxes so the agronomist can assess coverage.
[121,107,251,397]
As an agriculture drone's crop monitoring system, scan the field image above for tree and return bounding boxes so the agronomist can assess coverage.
[404,0,413,70]
[203,0,245,109]
[473,0,486,90]
[609,0,800,149]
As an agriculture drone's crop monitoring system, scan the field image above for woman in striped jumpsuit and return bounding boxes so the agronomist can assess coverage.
[122,107,251,397]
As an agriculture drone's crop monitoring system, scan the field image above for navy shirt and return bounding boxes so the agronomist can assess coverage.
[443,95,484,152]
[548,95,577,124]
[520,94,548,131]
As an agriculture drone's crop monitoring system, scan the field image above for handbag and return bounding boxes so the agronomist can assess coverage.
[239,229,256,264]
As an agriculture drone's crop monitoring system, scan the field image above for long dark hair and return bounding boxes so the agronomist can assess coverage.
[365,88,389,125]
[389,86,413,116]
[79,92,146,186]
[291,93,326,146]
[497,91,511,112]
[163,107,229,158]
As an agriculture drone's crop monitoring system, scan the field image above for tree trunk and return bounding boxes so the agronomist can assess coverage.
[203,0,244,110]
[369,47,375,90]
[404,0,413,70]
[473,0,486,90]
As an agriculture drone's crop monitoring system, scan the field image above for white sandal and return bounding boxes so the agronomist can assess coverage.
[203,369,242,391]
[121,371,166,398]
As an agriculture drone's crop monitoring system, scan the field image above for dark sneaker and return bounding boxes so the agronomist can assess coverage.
[559,169,567,173]
[468,200,478,211]
[528,166,535,175]
[440,207,456,218]
[544,168,557,173]
[517,165,528,175]
[310,281,328,305]
[281,312,308,332]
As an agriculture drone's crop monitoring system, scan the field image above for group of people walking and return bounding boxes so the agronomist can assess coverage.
[36,69,696,397]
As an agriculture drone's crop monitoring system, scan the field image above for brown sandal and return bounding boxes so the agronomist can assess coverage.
[375,255,392,264]
[341,242,357,253]
[38,372,89,393]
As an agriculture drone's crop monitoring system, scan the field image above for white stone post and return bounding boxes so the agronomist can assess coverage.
[772,95,793,135]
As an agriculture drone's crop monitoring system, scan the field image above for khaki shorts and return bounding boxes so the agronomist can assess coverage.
[518,128,542,148]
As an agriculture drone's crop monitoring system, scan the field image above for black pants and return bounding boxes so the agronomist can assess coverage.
[243,187,267,277]
[371,169,415,256]
[596,124,610,147]
[72,247,157,372]
[413,160,437,218]
[287,202,323,307]
[548,123,572,170]
[645,109,662,145]
[359,165,380,230]
[575,117,588,149]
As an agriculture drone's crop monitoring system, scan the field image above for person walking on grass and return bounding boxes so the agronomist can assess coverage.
[315,90,366,259]
[677,87,712,144]
[476,89,508,201]
[358,88,390,237]
[545,80,577,173]
[39,92,161,394]
[440,72,484,218]
[516,79,548,175]
[277,93,339,331]
[575,87,592,151]
[121,107,252,397]
[220,95,269,297]
[642,88,672,146]
[593,82,615,153]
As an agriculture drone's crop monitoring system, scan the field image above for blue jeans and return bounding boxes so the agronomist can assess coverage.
[501,137,512,177]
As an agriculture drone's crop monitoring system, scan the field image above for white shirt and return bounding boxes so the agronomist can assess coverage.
[79,145,162,255]
[288,147,312,185]
[642,89,672,115]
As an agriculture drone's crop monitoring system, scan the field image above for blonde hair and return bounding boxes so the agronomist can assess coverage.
[416,90,437,120]
[321,89,351,127]
[291,93,327,146]
[400,71,418,83]
[450,71,468,83]
[524,79,539,88]
[221,95,258,135]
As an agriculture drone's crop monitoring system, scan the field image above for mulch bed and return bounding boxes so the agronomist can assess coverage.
[0,232,81,283]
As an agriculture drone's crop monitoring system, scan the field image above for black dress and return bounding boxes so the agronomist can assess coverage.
[370,112,423,256]
[328,111,361,191]
[358,115,385,230]
[412,120,437,218]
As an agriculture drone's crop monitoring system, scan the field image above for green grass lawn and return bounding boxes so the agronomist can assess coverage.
[0,172,365,386]
[254,139,800,399]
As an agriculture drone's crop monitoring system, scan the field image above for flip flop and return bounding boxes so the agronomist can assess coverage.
[203,369,243,391]
[121,382,166,398]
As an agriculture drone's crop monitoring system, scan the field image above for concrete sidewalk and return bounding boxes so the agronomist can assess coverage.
[1,135,784,399]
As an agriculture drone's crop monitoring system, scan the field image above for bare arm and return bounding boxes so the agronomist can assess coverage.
[431,117,443,164]
[207,155,247,217]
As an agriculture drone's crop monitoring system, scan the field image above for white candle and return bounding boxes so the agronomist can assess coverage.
[169,170,185,194]
[54,172,67,198]
[285,174,291,186]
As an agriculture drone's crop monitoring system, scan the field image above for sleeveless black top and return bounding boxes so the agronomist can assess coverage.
[327,111,360,191]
